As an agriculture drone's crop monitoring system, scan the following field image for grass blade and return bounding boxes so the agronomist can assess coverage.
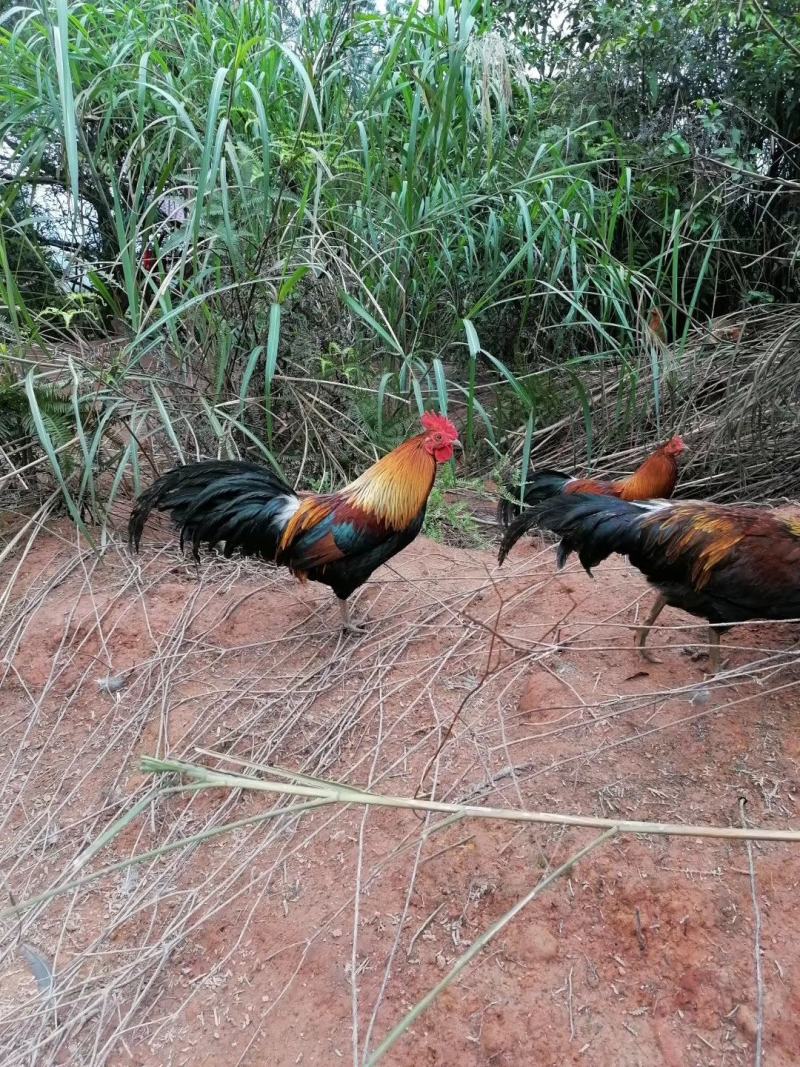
[364,829,617,1065]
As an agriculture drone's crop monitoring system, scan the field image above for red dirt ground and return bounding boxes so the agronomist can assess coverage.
[1,516,799,1066]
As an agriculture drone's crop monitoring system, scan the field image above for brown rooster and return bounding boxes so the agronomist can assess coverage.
[647,307,668,345]
[497,435,686,563]
[524,493,800,672]
[129,413,460,632]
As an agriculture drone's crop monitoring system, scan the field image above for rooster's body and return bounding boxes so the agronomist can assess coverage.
[529,493,800,671]
[497,435,686,563]
[129,414,460,631]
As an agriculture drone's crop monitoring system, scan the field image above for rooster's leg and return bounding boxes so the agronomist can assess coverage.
[338,598,366,635]
[707,628,722,674]
[634,593,666,663]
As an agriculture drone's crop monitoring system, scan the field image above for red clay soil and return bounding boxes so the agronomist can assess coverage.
[1,518,799,1067]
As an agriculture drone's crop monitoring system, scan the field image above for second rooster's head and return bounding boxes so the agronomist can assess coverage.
[421,412,460,463]
[663,434,687,457]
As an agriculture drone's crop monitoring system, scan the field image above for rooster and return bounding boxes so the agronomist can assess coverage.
[647,307,668,345]
[129,412,460,632]
[497,435,686,563]
[524,493,800,672]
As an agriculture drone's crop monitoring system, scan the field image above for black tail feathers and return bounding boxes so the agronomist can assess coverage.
[128,460,298,561]
[496,469,571,528]
[496,469,575,563]
[528,493,651,573]
[497,510,538,565]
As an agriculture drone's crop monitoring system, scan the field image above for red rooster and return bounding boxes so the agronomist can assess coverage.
[525,493,800,672]
[129,413,460,632]
[497,435,686,563]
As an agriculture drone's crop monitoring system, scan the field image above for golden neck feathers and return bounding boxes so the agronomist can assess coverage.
[342,434,437,528]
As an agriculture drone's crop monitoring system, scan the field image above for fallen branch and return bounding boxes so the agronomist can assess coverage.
[140,755,800,843]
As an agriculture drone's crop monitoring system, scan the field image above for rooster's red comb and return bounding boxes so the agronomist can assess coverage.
[421,412,459,439]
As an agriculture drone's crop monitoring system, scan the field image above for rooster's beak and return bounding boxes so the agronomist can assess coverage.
[452,440,463,451]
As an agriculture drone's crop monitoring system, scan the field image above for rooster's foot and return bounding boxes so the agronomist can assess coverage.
[338,600,367,635]
[637,646,663,665]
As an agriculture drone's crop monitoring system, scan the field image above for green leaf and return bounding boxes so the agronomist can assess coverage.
[24,371,93,544]
[52,0,79,208]
[278,266,310,303]
[341,293,404,357]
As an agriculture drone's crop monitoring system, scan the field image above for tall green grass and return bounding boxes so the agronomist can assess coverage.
[0,0,745,517]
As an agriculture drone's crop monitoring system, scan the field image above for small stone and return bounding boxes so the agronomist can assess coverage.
[98,674,127,694]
